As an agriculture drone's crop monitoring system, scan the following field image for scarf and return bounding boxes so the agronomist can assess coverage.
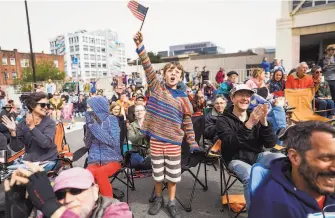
[86,97,120,145]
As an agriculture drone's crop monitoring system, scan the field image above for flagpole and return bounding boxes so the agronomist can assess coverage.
[139,7,149,31]
[25,0,37,89]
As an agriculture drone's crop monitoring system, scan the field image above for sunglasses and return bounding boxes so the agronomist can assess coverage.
[37,103,50,108]
[55,188,86,200]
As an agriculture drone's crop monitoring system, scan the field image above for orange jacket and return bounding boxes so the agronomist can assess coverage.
[286,72,314,89]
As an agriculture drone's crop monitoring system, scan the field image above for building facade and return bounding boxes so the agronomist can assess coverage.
[168,42,225,57]
[49,29,126,79]
[0,48,64,85]
[276,0,335,70]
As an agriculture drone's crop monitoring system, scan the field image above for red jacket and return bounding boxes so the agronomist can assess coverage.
[286,72,314,89]
[216,71,225,84]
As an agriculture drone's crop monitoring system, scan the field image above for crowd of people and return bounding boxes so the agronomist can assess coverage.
[0,32,334,218]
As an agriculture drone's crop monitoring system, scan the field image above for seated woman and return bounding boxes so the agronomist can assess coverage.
[192,90,206,116]
[204,95,226,143]
[2,92,57,171]
[312,66,335,118]
[268,69,286,97]
[127,105,149,155]
[85,96,122,197]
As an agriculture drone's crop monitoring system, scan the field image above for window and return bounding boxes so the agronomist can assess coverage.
[83,45,88,51]
[90,38,95,44]
[84,62,90,68]
[91,71,97,76]
[96,47,101,53]
[102,55,106,60]
[96,39,100,44]
[53,60,59,68]
[91,63,96,68]
[90,54,95,60]
[4,70,9,80]
[2,57,8,65]
[90,46,95,52]
[9,58,15,65]
[103,72,107,76]
[20,59,29,67]
[97,55,101,60]
[82,36,86,42]
[97,63,101,68]
[101,48,106,53]
[70,46,74,52]
[12,71,17,80]
[85,71,90,76]
[84,54,89,60]
[101,40,105,45]
[102,63,106,68]
[75,45,80,51]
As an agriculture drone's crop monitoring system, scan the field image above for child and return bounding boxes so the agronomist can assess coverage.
[134,32,199,218]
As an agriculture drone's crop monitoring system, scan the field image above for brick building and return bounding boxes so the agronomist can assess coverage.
[0,48,64,85]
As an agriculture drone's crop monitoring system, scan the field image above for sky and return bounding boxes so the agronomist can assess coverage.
[0,0,281,59]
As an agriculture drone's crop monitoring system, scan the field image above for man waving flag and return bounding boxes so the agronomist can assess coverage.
[128,1,148,21]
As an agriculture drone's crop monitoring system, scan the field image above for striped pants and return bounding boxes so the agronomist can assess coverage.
[150,138,182,183]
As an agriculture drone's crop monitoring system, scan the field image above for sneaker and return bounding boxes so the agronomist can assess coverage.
[167,203,183,218]
[148,197,164,215]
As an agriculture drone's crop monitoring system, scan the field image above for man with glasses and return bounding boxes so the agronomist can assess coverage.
[249,121,335,218]
[128,105,149,154]
[4,165,132,218]
[312,66,335,118]
[126,94,146,123]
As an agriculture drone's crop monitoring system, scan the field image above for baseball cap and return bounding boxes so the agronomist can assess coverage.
[230,84,255,96]
[227,71,239,77]
[53,167,95,192]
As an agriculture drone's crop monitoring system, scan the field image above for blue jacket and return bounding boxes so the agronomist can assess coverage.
[261,61,270,72]
[249,158,335,218]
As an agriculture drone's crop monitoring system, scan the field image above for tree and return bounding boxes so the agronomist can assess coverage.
[21,60,66,82]
[147,51,162,63]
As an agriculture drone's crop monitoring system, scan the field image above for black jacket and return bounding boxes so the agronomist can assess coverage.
[216,106,276,164]
[204,108,220,141]
[76,99,87,113]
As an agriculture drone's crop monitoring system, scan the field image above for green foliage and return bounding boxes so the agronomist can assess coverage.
[22,60,66,82]
[147,51,162,63]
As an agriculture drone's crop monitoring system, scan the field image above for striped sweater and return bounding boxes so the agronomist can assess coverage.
[136,45,197,147]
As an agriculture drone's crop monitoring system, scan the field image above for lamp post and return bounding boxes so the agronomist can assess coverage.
[24,0,37,89]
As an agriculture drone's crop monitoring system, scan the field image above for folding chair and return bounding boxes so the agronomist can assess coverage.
[208,140,246,218]
[148,137,208,212]
[285,88,334,123]
[48,121,74,178]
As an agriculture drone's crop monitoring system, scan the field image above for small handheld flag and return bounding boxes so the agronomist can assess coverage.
[128,1,149,31]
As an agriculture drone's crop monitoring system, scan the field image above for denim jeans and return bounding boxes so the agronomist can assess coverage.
[267,106,287,144]
[228,151,285,211]
[315,98,335,118]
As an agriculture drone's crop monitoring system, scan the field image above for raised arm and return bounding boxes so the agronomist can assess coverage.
[134,32,159,91]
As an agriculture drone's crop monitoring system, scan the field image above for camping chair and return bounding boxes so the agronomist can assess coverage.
[148,137,208,212]
[285,88,334,123]
[48,121,73,178]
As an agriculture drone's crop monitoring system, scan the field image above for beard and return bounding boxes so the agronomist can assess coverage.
[298,156,335,195]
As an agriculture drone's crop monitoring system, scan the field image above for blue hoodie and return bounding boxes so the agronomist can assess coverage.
[249,158,335,218]
[261,60,270,72]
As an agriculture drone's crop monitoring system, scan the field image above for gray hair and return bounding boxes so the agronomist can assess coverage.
[296,62,308,70]
[285,121,335,155]
[214,94,227,103]
[134,105,146,112]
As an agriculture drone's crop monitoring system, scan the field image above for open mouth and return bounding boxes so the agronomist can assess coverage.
[170,77,176,82]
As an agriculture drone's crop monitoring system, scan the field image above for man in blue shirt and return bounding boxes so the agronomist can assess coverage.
[249,121,335,218]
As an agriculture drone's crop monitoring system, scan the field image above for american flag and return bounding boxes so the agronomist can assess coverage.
[128,1,148,21]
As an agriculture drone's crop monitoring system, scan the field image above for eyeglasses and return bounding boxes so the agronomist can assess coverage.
[135,110,145,113]
[37,103,50,108]
[55,188,86,200]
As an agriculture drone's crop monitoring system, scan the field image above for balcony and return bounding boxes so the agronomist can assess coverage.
[293,0,335,11]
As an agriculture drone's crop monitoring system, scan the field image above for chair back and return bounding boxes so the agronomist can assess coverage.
[54,122,73,165]
[249,163,269,201]
[191,115,205,144]
[285,88,328,122]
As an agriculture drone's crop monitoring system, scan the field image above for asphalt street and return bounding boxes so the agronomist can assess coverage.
[67,123,247,218]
